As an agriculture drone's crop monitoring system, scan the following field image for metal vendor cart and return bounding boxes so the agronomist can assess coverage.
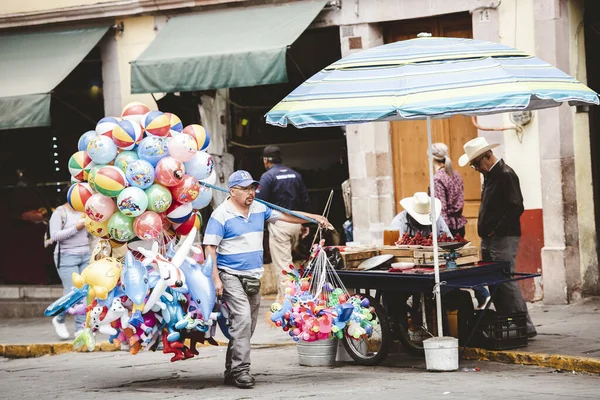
[336,261,540,365]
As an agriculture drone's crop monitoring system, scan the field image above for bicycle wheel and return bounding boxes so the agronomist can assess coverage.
[342,295,391,365]
[394,293,435,356]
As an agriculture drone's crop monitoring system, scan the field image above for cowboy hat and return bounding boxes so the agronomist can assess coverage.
[399,192,441,226]
[458,137,500,167]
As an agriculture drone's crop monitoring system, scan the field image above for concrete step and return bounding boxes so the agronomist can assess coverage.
[0,299,51,318]
[0,285,63,300]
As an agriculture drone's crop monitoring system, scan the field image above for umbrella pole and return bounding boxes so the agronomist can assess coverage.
[426,116,444,337]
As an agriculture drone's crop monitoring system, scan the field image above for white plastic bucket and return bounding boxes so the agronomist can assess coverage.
[297,339,337,367]
[423,336,459,372]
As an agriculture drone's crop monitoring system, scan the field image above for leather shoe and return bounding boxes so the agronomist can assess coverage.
[224,373,255,388]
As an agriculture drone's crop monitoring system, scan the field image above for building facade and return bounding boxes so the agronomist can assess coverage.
[0,0,597,303]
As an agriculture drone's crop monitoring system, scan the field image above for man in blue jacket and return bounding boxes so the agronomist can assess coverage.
[256,146,311,300]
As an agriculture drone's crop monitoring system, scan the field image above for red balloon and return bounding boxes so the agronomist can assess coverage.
[133,211,163,240]
[170,174,200,204]
[155,156,185,187]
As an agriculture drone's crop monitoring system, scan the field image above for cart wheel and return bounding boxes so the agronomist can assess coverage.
[394,293,435,356]
[342,295,391,365]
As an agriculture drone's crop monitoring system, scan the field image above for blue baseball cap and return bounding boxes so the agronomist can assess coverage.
[228,170,259,188]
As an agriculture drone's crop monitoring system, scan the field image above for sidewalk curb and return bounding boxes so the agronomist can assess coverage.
[0,340,295,359]
[461,347,600,374]
[5,341,598,374]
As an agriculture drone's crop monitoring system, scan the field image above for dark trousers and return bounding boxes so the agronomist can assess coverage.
[481,236,536,335]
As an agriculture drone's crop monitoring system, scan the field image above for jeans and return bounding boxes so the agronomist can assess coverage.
[220,271,261,378]
[54,252,90,330]
[481,236,536,335]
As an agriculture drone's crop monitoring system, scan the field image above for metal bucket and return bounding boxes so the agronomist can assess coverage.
[296,339,337,367]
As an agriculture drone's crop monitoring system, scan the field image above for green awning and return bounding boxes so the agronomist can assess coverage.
[0,26,109,130]
[131,0,326,94]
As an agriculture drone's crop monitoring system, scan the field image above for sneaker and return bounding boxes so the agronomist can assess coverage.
[52,316,69,340]
[527,331,538,340]
[224,373,255,389]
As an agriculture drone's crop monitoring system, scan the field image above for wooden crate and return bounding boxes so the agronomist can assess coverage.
[413,246,479,266]
[340,249,380,269]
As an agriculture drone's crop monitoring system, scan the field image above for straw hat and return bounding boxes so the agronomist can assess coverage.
[399,192,441,226]
[458,137,500,167]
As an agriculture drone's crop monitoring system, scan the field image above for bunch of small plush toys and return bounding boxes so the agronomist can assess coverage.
[45,227,230,362]
[269,262,378,342]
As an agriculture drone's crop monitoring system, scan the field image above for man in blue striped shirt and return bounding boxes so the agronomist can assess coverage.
[203,170,328,389]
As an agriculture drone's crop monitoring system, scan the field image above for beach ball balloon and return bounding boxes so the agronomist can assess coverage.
[121,102,151,124]
[78,130,97,152]
[200,170,217,185]
[155,156,185,187]
[112,119,143,150]
[145,183,172,213]
[67,183,94,212]
[125,159,155,189]
[108,212,135,242]
[182,124,210,151]
[166,201,193,224]
[137,136,168,166]
[68,151,95,181]
[184,151,213,180]
[85,216,109,238]
[116,187,148,217]
[114,150,139,173]
[95,116,121,139]
[87,165,104,192]
[173,212,201,236]
[171,174,199,204]
[168,134,197,162]
[164,112,183,137]
[71,176,81,185]
[85,193,116,222]
[133,211,163,240]
[95,165,127,197]
[191,186,212,210]
[87,136,118,164]
[142,110,170,137]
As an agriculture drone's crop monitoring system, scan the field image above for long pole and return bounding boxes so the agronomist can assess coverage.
[198,181,319,225]
[426,116,444,337]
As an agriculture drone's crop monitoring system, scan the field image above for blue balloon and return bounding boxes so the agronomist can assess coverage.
[125,159,155,189]
[191,186,212,210]
[137,136,168,167]
[87,135,118,164]
[77,130,97,152]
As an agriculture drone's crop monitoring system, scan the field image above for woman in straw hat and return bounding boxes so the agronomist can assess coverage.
[390,192,452,238]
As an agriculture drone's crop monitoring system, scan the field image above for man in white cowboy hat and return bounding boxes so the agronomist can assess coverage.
[459,137,537,338]
[390,192,452,238]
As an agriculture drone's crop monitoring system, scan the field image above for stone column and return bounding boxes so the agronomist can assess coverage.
[340,24,395,244]
[534,0,581,304]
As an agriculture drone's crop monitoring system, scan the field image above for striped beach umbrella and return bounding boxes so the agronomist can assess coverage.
[265,36,599,338]
[266,37,598,128]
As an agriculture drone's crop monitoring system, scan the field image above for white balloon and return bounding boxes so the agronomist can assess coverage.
[199,170,217,185]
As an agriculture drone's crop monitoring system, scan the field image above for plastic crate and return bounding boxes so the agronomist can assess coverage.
[459,310,528,350]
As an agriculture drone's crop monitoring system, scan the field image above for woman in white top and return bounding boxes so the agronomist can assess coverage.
[48,195,91,339]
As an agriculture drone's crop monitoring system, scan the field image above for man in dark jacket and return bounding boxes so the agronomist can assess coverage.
[256,146,311,300]
[459,137,537,338]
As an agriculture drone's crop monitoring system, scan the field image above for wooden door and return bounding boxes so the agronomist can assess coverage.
[384,13,481,248]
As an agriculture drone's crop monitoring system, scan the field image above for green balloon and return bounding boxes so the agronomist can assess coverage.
[87,165,104,192]
[145,183,172,213]
[108,212,135,242]
[114,151,140,172]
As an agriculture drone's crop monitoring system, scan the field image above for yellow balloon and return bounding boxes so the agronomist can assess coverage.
[72,257,122,300]
[85,216,109,238]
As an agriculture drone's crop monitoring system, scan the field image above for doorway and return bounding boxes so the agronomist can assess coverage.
[382,13,480,248]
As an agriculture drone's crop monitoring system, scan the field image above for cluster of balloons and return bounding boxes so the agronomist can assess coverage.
[45,228,230,362]
[269,262,377,342]
[67,102,216,244]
